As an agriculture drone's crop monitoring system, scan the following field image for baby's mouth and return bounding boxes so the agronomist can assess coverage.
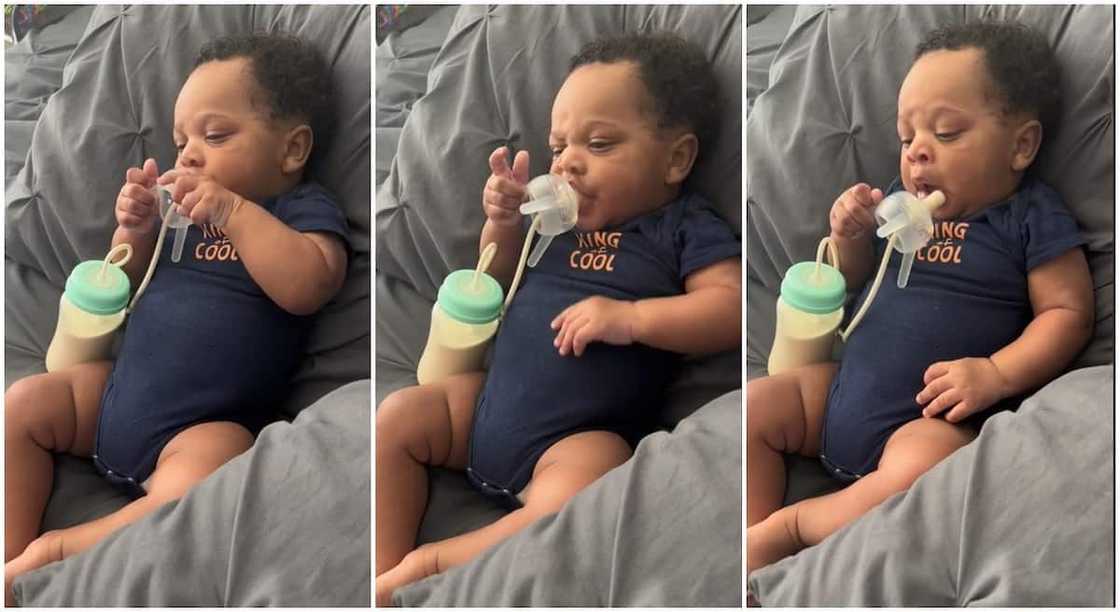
[912,180,938,201]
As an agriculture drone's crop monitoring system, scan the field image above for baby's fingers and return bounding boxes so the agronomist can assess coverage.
[488,146,511,177]
[511,150,530,185]
[485,174,526,203]
[121,181,156,207]
[916,371,952,405]
[921,387,960,418]
[125,166,149,187]
[571,322,600,357]
[943,400,974,423]
[142,158,159,182]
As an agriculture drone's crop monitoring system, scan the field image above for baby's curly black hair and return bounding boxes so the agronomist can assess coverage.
[196,32,333,161]
[570,32,720,161]
[915,21,1061,138]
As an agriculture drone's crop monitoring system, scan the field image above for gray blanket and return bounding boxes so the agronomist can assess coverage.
[398,390,743,607]
[750,366,1114,606]
[14,380,372,606]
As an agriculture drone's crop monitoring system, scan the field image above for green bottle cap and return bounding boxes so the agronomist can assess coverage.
[65,260,131,315]
[438,269,503,324]
[780,261,846,314]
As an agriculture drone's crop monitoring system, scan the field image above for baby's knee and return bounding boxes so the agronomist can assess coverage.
[375,387,417,437]
[4,376,45,430]
[745,377,788,439]
[598,431,632,469]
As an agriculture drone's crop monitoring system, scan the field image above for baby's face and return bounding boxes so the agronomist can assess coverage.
[897,48,1029,219]
[549,62,680,230]
[173,58,294,203]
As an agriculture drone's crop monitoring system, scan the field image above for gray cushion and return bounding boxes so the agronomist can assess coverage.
[14,380,371,607]
[398,390,743,607]
[750,366,1114,606]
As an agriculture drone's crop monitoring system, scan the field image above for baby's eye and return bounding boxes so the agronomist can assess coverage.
[174,143,185,153]
[899,139,912,148]
[935,131,960,142]
[588,140,613,152]
[550,146,565,158]
[205,133,230,143]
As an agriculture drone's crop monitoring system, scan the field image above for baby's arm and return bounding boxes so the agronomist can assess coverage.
[112,159,162,288]
[551,257,741,357]
[223,205,347,315]
[479,146,531,290]
[829,183,884,290]
[164,173,347,315]
[917,248,1094,422]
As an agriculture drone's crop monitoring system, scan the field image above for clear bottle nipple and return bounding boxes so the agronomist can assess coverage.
[156,186,192,263]
[873,190,944,287]
[518,175,578,267]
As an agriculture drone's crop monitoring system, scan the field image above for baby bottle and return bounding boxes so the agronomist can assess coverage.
[45,244,133,372]
[767,240,846,376]
[416,244,505,385]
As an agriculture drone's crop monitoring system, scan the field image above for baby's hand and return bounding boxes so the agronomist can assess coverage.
[115,158,160,233]
[916,357,1010,422]
[830,183,883,239]
[482,146,529,227]
[550,296,637,357]
[158,172,245,228]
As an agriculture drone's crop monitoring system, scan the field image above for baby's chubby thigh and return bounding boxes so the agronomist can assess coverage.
[142,420,255,501]
[518,430,632,512]
[875,416,977,491]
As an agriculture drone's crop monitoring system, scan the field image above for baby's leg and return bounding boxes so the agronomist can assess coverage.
[376,430,630,606]
[5,361,112,562]
[375,372,484,576]
[746,363,838,526]
[748,417,975,571]
[4,420,252,599]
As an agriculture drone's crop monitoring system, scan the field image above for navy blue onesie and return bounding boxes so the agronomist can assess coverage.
[93,182,349,496]
[466,193,741,508]
[819,177,1084,481]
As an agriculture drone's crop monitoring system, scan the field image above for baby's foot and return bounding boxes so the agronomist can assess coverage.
[375,545,439,607]
[5,531,65,606]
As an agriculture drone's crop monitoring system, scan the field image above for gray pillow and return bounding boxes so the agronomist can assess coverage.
[375,4,743,426]
[745,5,1114,376]
[749,366,1114,606]
[397,390,743,606]
[14,380,372,607]
[4,4,371,417]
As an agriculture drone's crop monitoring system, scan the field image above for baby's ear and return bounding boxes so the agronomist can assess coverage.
[1010,119,1042,172]
[665,132,699,186]
[281,124,314,175]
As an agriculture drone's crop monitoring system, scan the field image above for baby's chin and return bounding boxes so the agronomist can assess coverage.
[574,219,606,232]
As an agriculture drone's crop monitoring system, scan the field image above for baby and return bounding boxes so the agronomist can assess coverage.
[747,21,1094,572]
[4,33,349,601]
[376,32,742,604]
